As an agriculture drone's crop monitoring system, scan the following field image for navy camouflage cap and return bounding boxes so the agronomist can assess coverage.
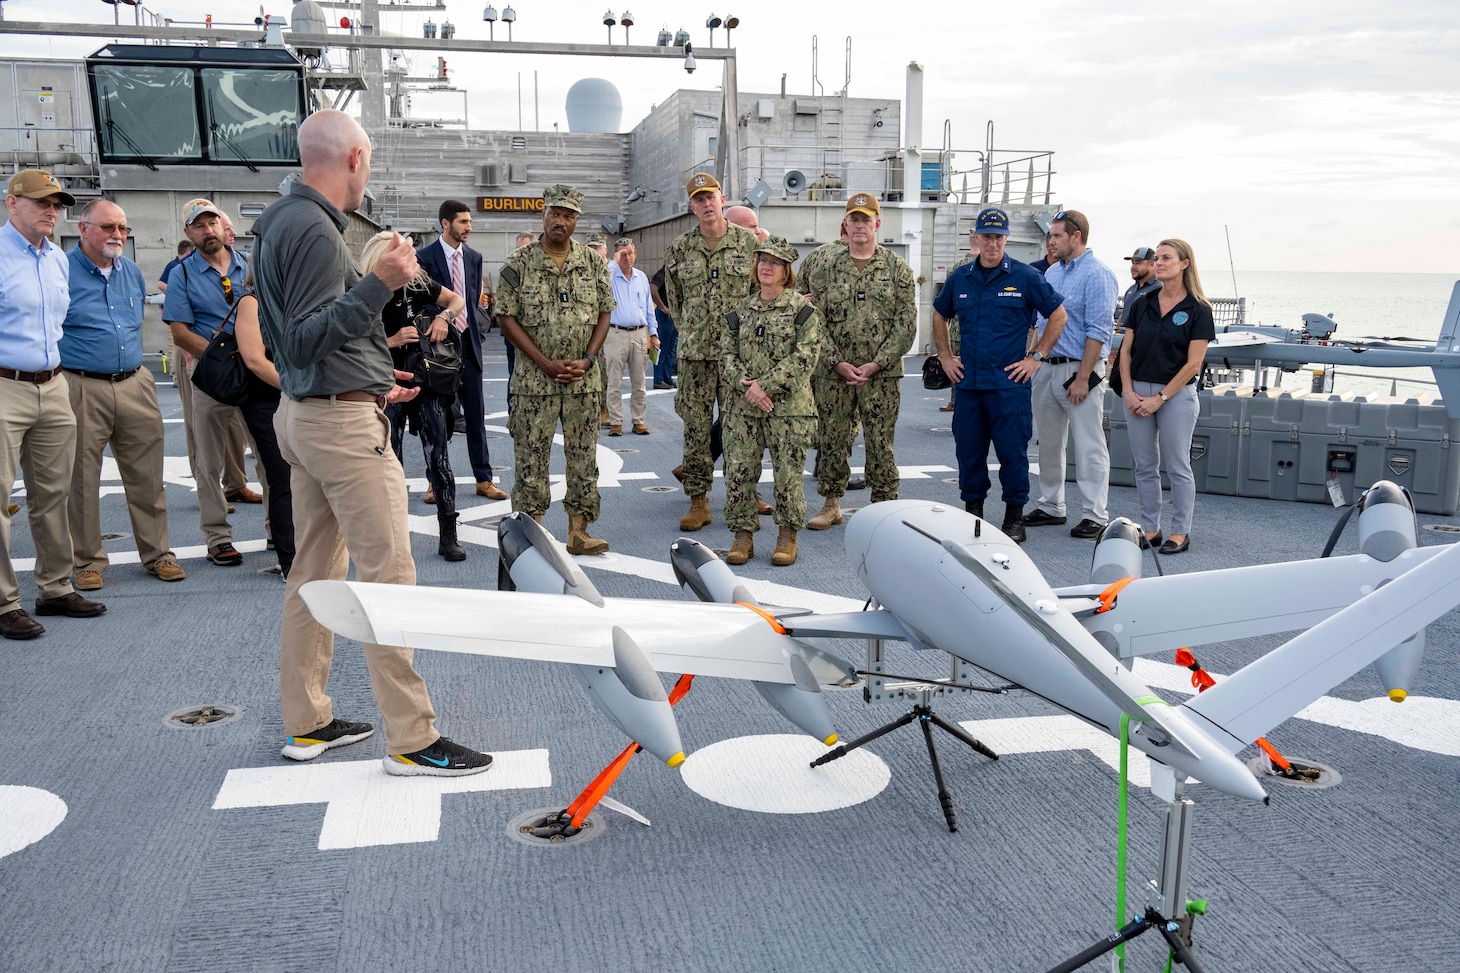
[754,235,798,264]
[586,232,607,246]
[543,184,584,213]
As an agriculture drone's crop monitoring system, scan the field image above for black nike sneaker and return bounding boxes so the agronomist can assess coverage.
[383,736,494,777]
[281,717,374,761]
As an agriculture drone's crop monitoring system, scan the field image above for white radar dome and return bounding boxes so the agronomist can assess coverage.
[565,78,623,134]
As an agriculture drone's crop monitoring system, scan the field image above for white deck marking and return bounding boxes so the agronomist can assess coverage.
[957,715,1156,789]
[0,786,67,859]
[212,749,551,850]
[679,734,890,814]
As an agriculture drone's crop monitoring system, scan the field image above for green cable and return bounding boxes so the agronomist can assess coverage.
[1116,713,1129,972]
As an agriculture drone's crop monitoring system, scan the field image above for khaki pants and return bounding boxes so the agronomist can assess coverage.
[175,351,269,537]
[274,396,438,755]
[603,326,648,426]
[67,369,173,572]
[0,373,78,613]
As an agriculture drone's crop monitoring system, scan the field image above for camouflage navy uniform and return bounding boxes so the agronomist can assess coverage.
[721,289,822,532]
[663,219,759,497]
[497,239,615,520]
[799,242,917,503]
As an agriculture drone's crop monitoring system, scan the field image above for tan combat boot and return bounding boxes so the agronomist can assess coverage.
[771,526,798,566]
[807,497,842,531]
[566,514,610,555]
[679,494,712,531]
[726,530,754,565]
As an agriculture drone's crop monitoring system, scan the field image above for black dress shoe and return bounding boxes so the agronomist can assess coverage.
[35,592,107,618]
[1002,518,1027,544]
[1069,519,1105,540]
[1022,509,1067,527]
[1159,536,1190,555]
[1140,531,1163,550]
[0,608,43,640]
[847,474,866,490]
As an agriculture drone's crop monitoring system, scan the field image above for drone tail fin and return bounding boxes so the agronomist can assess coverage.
[1182,540,1460,749]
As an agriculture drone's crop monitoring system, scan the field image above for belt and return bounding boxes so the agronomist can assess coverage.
[64,366,141,383]
[0,365,64,384]
[1045,356,1078,365]
[301,390,387,408]
[611,324,647,330]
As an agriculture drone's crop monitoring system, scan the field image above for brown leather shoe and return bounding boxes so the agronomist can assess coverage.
[74,570,104,591]
[226,487,263,504]
[5,502,17,516]
[609,424,622,437]
[423,486,437,505]
[476,481,507,501]
[632,423,649,435]
[672,465,686,483]
[0,608,43,639]
[146,555,187,582]
[756,495,774,516]
[35,592,107,618]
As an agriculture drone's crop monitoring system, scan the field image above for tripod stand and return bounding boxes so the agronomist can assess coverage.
[809,696,998,832]
[1045,906,1207,973]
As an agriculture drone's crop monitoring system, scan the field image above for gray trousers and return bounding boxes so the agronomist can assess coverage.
[1031,360,1109,522]
[1124,380,1199,535]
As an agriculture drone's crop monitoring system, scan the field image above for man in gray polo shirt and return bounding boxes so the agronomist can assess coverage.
[252,109,491,777]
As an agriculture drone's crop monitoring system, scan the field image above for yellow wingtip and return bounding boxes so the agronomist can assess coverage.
[822,733,839,746]
[1388,689,1408,703]
[666,751,686,768]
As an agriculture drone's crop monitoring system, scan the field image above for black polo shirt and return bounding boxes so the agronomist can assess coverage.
[1127,291,1215,384]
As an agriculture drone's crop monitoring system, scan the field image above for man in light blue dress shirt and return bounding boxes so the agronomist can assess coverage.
[604,238,658,435]
[0,169,107,640]
[61,198,184,592]
[1023,209,1120,539]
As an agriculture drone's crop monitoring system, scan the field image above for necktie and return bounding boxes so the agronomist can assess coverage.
[450,251,467,331]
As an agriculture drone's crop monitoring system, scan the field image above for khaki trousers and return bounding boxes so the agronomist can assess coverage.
[274,396,438,754]
[603,326,648,426]
[0,373,78,613]
[175,350,253,495]
[67,369,173,572]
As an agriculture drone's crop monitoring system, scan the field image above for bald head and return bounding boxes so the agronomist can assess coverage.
[297,110,373,213]
[726,205,771,241]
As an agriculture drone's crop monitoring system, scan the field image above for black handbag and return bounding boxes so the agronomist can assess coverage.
[412,326,463,397]
[191,303,254,407]
[922,355,952,390]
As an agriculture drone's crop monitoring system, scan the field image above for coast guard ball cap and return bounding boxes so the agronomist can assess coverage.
[543,184,584,213]
[755,235,799,264]
[686,172,721,197]
[7,169,76,206]
[1125,246,1157,261]
[845,192,880,218]
[974,207,1010,236]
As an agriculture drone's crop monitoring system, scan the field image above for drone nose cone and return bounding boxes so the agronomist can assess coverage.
[1389,689,1408,703]
[667,751,686,768]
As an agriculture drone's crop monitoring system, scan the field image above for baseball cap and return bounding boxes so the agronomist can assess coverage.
[974,207,1010,236]
[845,192,880,218]
[1125,247,1157,262]
[183,198,223,226]
[7,169,76,206]
[755,235,798,264]
[686,173,720,197]
[543,184,584,213]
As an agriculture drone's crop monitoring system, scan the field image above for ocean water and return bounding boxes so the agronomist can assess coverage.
[1200,271,1459,400]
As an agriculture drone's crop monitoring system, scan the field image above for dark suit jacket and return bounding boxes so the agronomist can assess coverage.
[418,238,484,370]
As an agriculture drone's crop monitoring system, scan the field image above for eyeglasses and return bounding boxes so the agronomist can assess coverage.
[82,222,131,235]
[220,275,234,305]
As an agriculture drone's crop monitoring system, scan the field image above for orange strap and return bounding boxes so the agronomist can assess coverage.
[1094,577,1137,614]
[736,601,787,634]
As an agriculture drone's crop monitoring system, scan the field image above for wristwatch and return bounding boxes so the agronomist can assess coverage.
[583,352,597,367]
[439,308,458,325]
[1158,392,1169,402]
[1030,350,1046,362]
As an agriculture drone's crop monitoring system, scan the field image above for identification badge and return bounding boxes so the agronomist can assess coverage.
[711,268,719,280]
[857,291,866,302]
[754,325,766,337]
[560,291,569,303]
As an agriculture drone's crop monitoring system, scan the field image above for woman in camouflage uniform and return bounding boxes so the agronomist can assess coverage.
[720,238,822,566]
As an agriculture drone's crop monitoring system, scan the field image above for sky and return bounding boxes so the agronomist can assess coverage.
[2,0,1457,274]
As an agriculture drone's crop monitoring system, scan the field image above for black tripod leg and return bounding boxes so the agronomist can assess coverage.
[927,711,999,761]
[1155,919,1207,973]
[809,710,918,768]
[918,714,959,832]
[1043,913,1153,973]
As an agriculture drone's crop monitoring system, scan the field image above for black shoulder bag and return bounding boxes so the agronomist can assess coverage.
[191,301,255,407]
[412,316,464,396]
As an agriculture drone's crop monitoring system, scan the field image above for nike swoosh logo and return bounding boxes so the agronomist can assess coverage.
[419,754,451,767]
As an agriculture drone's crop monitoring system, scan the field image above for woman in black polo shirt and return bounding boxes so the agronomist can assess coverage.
[1117,239,1214,554]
